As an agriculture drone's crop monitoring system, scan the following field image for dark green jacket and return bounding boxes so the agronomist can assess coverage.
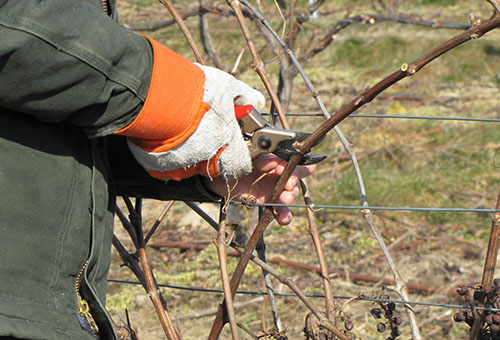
[0,1,218,339]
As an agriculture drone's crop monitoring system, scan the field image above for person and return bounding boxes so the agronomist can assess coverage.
[0,1,316,340]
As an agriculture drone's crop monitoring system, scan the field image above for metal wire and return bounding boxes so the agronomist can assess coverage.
[230,202,500,213]
[112,113,499,324]
[107,279,500,312]
[265,112,500,123]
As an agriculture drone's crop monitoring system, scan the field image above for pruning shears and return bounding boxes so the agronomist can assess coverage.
[235,105,327,165]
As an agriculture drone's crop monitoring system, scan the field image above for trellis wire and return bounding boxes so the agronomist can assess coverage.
[107,279,500,313]
[267,112,500,123]
[231,202,500,213]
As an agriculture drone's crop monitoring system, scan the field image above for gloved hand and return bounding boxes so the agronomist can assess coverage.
[115,36,265,181]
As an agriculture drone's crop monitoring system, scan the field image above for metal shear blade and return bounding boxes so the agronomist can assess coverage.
[274,132,327,165]
[235,105,327,165]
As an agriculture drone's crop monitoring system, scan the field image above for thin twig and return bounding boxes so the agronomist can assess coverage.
[215,207,240,340]
[185,203,348,339]
[469,189,500,340]
[300,180,336,325]
[229,243,350,340]
[158,0,206,64]
[133,199,180,340]
[115,199,180,340]
[240,1,421,337]
[226,0,289,129]
[144,201,175,245]
[231,49,245,75]
[113,234,145,283]
[256,231,282,333]
[363,210,421,339]
[199,0,226,70]
[487,0,500,14]
[240,3,500,339]
[237,322,259,340]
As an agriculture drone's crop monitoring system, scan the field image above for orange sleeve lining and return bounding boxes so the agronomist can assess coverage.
[114,35,207,150]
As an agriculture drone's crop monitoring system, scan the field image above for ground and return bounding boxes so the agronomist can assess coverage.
[107,1,500,339]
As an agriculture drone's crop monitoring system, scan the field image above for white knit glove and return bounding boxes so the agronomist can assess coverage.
[127,64,265,181]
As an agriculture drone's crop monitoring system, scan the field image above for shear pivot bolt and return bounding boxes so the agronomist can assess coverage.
[258,136,272,149]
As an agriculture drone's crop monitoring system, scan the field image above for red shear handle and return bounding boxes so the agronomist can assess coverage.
[234,104,254,120]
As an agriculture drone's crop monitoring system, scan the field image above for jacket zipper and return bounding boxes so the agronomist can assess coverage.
[73,1,110,335]
[102,0,110,16]
[75,259,100,334]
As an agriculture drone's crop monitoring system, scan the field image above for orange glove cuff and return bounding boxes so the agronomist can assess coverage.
[114,35,206,150]
[147,145,226,181]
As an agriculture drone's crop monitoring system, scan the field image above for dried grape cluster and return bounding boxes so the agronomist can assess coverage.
[342,314,356,339]
[454,279,500,339]
[304,311,356,340]
[369,294,402,340]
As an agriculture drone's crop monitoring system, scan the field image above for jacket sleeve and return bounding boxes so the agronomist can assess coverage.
[106,135,222,202]
[0,0,153,137]
[0,0,221,198]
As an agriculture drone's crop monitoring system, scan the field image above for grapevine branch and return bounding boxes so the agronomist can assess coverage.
[151,4,249,336]
[158,0,206,64]
[181,201,350,339]
[301,181,336,326]
[296,15,500,153]
[241,1,423,337]
[225,0,289,129]
[199,0,226,70]
[469,189,500,340]
[114,198,180,340]
[208,1,351,338]
[230,1,340,336]
[183,203,349,338]
[114,2,500,339]
[487,0,500,14]
[215,207,240,340]
[239,3,500,339]
[255,229,283,333]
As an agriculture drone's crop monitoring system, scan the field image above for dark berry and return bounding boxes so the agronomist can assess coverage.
[393,316,402,326]
[391,327,401,337]
[377,322,386,332]
[457,285,468,296]
[387,302,396,312]
[473,290,483,301]
[344,319,353,331]
[464,292,471,302]
[371,308,383,319]
[494,278,500,288]
[486,313,494,325]
[453,312,466,322]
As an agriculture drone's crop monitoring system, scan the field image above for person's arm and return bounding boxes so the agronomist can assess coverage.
[0,0,151,136]
[107,135,223,202]
[0,0,317,222]
[0,0,264,182]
